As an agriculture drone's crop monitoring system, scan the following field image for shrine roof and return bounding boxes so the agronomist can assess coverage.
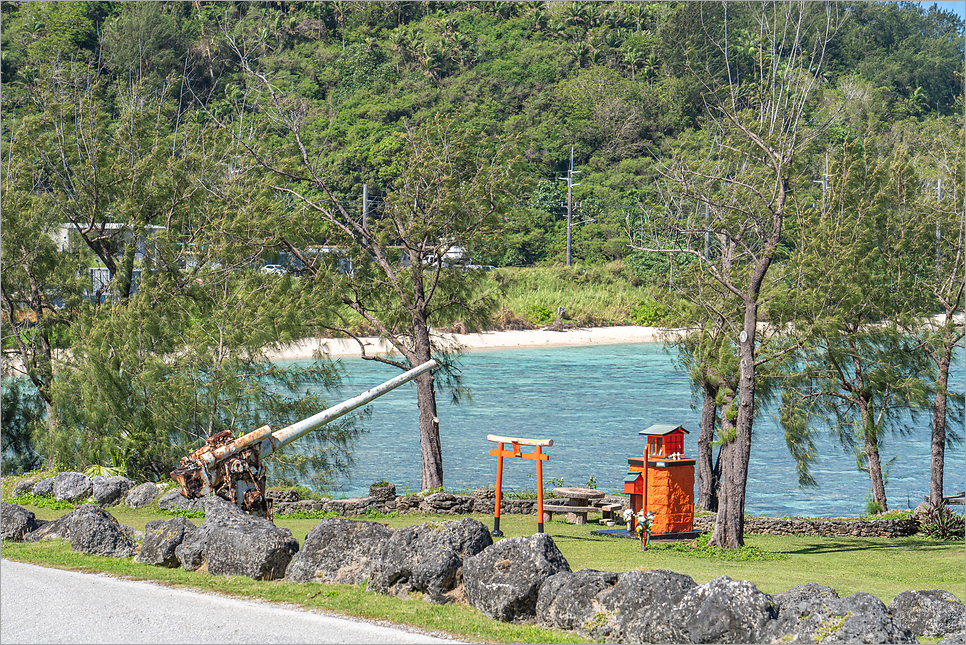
[639,424,689,436]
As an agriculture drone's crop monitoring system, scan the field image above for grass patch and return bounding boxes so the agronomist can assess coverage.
[161,508,206,519]
[491,264,655,328]
[658,531,789,562]
[3,502,964,643]
[274,509,342,521]
[6,492,75,511]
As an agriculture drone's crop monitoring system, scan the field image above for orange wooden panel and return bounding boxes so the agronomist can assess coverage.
[488,447,549,461]
[645,463,694,534]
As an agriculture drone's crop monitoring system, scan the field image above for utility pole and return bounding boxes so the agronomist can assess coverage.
[812,153,829,211]
[362,183,369,230]
[558,147,581,266]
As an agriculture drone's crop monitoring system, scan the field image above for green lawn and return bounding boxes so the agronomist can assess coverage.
[3,503,963,644]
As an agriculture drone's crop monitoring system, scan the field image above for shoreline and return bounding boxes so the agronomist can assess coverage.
[0,326,671,376]
[263,325,671,361]
[264,311,964,362]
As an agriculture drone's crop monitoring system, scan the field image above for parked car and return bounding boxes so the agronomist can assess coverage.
[260,264,286,275]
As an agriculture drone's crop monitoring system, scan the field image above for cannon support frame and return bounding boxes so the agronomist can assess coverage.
[171,359,438,519]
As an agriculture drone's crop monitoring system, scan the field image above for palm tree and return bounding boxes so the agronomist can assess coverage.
[389,29,410,73]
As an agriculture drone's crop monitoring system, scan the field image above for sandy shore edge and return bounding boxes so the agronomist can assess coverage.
[0,326,669,376]
[264,326,670,361]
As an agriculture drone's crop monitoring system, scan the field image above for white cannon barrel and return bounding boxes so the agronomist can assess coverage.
[259,358,438,458]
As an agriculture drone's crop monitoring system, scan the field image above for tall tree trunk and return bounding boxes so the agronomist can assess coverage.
[413,312,443,490]
[709,254,769,548]
[860,399,888,512]
[415,371,442,489]
[929,336,952,506]
[696,380,719,511]
[710,388,740,547]
[729,318,759,547]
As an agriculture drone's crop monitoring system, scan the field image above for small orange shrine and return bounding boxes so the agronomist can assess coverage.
[623,424,695,536]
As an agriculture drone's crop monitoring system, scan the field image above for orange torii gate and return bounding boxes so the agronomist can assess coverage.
[486,434,553,535]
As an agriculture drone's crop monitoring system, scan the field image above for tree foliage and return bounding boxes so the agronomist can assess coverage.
[0,0,960,512]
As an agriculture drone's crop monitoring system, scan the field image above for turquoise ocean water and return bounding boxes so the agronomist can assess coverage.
[288,341,965,518]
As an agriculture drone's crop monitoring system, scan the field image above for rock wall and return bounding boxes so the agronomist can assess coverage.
[693,514,919,538]
[273,488,548,517]
[6,472,923,538]
[275,487,919,539]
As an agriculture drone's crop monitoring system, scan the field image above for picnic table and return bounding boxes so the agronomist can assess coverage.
[543,487,606,525]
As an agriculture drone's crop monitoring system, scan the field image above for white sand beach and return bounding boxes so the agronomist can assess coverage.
[0,326,669,376]
[264,326,669,361]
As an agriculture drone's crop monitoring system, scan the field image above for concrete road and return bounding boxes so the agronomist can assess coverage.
[1,560,460,644]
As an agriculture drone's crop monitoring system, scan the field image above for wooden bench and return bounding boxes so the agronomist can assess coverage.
[546,487,606,525]
[542,504,601,525]
[598,503,622,523]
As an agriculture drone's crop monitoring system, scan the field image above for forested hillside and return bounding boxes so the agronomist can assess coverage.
[2,1,961,265]
[1,2,963,537]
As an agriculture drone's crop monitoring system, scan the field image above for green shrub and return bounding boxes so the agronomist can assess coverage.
[631,299,667,326]
[662,532,789,561]
[527,304,556,325]
[277,509,342,520]
[8,492,74,511]
[362,507,399,520]
[919,502,965,540]
[864,494,884,517]
[162,508,205,519]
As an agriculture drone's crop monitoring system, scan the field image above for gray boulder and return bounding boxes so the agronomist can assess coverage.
[601,569,699,643]
[286,518,393,585]
[67,504,138,558]
[368,482,396,502]
[675,576,778,644]
[769,584,915,643]
[91,476,135,507]
[157,489,205,512]
[889,590,965,638]
[1,502,42,541]
[538,568,696,642]
[24,512,72,542]
[772,582,840,614]
[12,478,36,497]
[175,521,209,571]
[125,482,161,508]
[911,501,931,521]
[368,517,492,604]
[938,635,966,645]
[176,495,298,580]
[32,477,55,497]
[464,533,571,622]
[53,471,93,502]
[537,569,621,638]
[136,517,197,568]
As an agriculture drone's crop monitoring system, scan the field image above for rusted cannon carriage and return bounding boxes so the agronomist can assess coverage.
[171,360,437,520]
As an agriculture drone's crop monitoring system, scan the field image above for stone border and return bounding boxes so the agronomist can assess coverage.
[5,474,923,538]
[276,489,921,538]
[694,514,919,538]
[273,488,576,517]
